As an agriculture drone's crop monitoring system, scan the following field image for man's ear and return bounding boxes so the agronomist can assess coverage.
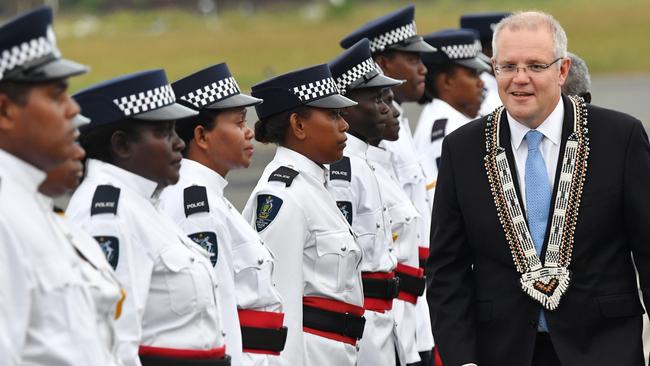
[288,112,307,141]
[558,57,572,87]
[110,130,132,161]
[0,94,18,132]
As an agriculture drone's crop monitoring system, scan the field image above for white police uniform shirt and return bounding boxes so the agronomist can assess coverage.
[50,204,125,366]
[380,102,435,352]
[242,146,364,366]
[0,149,107,366]
[414,98,473,188]
[67,159,224,366]
[327,134,397,366]
[367,144,422,364]
[479,72,502,116]
[160,158,284,366]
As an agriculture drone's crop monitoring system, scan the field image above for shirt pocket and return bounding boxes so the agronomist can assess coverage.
[314,231,361,293]
[159,244,208,315]
[354,211,380,264]
[231,241,276,307]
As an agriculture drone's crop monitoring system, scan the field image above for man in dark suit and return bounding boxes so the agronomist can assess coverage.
[427,10,650,366]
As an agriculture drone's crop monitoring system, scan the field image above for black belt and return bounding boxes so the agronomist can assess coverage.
[139,355,231,366]
[303,305,366,340]
[241,326,288,352]
[396,272,426,297]
[362,276,400,299]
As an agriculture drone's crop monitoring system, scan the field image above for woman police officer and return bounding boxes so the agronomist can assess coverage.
[241,64,364,366]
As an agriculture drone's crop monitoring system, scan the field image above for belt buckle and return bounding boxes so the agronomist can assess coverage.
[389,277,400,298]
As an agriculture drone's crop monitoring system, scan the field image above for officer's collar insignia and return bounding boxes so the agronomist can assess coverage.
[329,156,352,182]
[184,185,209,217]
[188,231,218,266]
[268,166,299,187]
[95,236,119,270]
[484,95,589,310]
[91,185,120,216]
[255,194,283,232]
[336,201,353,225]
[431,118,448,142]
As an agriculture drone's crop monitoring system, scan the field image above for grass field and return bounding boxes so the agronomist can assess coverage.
[49,0,650,92]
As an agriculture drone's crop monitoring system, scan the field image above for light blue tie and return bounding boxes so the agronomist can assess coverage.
[525,130,551,332]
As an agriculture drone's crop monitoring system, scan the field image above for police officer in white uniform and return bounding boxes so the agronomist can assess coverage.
[160,63,286,366]
[0,7,112,366]
[242,64,363,366]
[340,6,437,363]
[368,93,426,366]
[39,114,126,366]
[460,12,511,116]
[327,39,403,366]
[67,70,229,366]
[414,29,490,187]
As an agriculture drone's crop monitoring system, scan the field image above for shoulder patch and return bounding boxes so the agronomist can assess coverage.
[430,118,448,142]
[188,231,218,267]
[91,185,120,216]
[330,156,351,182]
[268,166,299,187]
[184,185,209,217]
[255,194,283,232]
[95,236,119,270]
[336,201,353,225]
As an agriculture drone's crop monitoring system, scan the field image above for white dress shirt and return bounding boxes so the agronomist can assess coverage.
[327,134,397,366]
[67,159,224,366]
[160,159,284,366]
[381,101,435,352]
[51,204,125,366]
[367,145,422,364]
[0,149,107,366]
[507,98,564,208]
[242,146,363,366]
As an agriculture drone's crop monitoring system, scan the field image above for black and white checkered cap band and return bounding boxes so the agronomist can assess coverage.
[441,43,478,60]
[292,77,339,102]
[180,77,241,108]
[368,21,417,53]
[0,26,60,80]
[335,58,376,94]
[113,84,176,116]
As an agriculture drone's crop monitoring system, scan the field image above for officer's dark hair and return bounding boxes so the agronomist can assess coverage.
[419,61,456,105]
[79,119,143,164]
[0,80,32,106]
[175,109,221,156]
[254,106,312,144]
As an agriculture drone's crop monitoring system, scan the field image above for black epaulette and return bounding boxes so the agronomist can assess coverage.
[268,166,299,187]
[91,185,120,216]
[329,156,351,182]
[430,118,448,142]
[184,185,210,217]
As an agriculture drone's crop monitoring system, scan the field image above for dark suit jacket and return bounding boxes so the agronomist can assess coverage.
[427,95,650,366]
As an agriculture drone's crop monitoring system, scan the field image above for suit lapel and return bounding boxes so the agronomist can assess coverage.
[499,109,527,217]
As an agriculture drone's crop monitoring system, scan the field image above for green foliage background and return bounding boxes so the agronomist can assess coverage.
[48,0,650,93]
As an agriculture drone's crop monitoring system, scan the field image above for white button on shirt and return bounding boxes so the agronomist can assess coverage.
[67,159,224,366]
[160,158,284,366]
[507,98,564,208]
[242,147,363,366]
[0,149,107,366]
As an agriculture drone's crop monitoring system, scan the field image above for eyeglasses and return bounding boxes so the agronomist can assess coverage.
[494,57,563,76]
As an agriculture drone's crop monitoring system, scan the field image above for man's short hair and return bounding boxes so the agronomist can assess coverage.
[563,52,592,97]
[492,11,568,60]
[0,81,32,106]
